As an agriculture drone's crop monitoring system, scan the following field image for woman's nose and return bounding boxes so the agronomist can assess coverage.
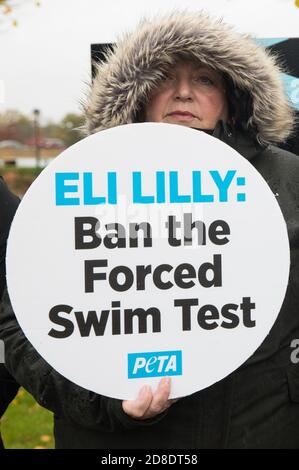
[174,78,193,101]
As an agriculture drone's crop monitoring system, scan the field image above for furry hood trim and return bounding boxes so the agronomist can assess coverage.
[82,11,294,144]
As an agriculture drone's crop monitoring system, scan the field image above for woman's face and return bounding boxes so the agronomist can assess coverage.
[145,60,228,129]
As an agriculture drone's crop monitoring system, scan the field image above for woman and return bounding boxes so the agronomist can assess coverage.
[1,11,299,448]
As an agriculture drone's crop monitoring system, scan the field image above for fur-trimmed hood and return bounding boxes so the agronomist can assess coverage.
[82,11,294,144]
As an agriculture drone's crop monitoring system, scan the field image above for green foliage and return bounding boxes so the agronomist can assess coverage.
[43,113,84,147]
[1,388,54,449]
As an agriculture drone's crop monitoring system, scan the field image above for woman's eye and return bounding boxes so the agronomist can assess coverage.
[194,75,214,85]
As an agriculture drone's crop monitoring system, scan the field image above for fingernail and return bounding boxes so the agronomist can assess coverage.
[161,377,170,386]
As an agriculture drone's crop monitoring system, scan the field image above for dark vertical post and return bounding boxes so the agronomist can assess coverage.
[33,108,40,168]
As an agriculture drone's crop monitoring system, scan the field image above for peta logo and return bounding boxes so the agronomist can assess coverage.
[128,350,182,378]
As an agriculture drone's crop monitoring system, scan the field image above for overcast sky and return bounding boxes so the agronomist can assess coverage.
[1,0,299,123]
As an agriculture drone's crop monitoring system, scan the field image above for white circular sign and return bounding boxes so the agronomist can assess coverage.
[6,123,290,399]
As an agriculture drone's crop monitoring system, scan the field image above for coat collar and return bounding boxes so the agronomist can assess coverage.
[212,121,266,161]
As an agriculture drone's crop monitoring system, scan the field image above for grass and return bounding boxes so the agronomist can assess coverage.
[1,388,54,449]
[1,167,42,177]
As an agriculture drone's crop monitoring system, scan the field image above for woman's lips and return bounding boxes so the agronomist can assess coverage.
[166,111,196,121]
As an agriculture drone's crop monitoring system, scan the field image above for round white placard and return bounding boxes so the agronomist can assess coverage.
[6,123,290,399]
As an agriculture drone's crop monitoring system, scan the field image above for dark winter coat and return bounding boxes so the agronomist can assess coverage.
[1,124,299,449]
[0,12,299,449]
[0,176,20,448]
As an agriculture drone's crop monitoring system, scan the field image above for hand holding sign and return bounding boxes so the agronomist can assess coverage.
[6,123,290,400]
[122,377,175,419]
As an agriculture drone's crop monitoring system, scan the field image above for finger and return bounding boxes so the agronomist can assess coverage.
[168,397,180,404]
[162,395,180,410]
[122,385,153,418]
[149,395,178,416]
[146,377,171,415]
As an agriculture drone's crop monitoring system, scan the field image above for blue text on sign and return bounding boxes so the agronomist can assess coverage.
[55,171,246,205]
